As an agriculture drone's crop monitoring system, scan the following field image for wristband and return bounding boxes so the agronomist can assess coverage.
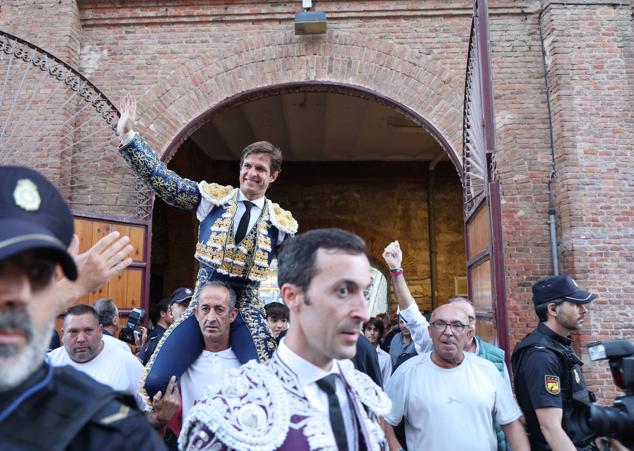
[390,268,403,277]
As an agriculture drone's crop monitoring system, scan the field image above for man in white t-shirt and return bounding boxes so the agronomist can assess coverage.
[152,281,241,435]
[48,304,144,407]
[383,304,529,451]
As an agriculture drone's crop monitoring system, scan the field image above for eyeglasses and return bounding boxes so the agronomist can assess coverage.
[430,320,469,334]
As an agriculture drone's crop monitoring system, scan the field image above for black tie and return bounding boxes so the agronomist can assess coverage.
[316,374,349,451]
[235,201,254,244]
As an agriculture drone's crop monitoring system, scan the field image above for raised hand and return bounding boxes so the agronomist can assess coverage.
[117,93,137,136]
[71,231,133,294]
[382,240,402,270]
[54,231,134,313]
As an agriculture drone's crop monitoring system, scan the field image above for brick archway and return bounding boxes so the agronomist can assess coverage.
[133,30,464,170]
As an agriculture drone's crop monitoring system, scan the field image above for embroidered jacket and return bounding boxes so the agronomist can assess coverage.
[180,354,391,451]
[118,134,298,288]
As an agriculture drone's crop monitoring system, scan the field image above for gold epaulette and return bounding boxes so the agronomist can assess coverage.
[199,182,235,206]
[269,202,298,235]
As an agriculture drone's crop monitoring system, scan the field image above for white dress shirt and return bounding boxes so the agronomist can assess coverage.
[180,348,241,421]
[398,302,434,354]
[232,192,265,238]
[276,339,357,450]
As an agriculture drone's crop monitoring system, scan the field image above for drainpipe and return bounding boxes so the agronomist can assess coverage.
[428,152,445,309]
[539,6,560,276]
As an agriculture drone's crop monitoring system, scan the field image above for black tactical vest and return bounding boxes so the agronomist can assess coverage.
[512,327,596,448]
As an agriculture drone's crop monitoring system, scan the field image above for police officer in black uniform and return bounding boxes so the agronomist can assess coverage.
[0,166,166,451]
[512,275,597,451]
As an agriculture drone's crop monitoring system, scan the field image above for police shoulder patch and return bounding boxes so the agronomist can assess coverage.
[94,400,133,426]
[545,375,561,395]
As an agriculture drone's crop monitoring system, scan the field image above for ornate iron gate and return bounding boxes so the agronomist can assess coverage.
[463,0,508,351]
[0,30,151,220]
[0,30,153,316]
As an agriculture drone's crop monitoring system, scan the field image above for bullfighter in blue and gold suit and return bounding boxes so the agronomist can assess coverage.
[116,95,297,399]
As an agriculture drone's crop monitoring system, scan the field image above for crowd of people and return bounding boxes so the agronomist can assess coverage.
[0,93,627,451]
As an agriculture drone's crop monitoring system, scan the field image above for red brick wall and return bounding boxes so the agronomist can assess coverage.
[0,0,82,186]
[538,2,634,401]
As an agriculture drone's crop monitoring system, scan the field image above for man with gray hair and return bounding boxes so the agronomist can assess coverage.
[93,297,132,353]
[447,297,510,382]
[383,241,518,451]
[151,281,243,436]
[383,303,529,451]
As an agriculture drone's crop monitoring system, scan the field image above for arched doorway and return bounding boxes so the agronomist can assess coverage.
[149,82,467,322]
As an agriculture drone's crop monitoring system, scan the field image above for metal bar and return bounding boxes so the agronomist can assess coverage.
[72,210,152,227]
[37,114,102,155]
[0,37,16,114]
[142,203,154,314]
[69,191,142,196]
[67,202,138,208]
[35,101,103,153]
[1,60,69,154]
[477,0,496,153]
[0,30,119,119]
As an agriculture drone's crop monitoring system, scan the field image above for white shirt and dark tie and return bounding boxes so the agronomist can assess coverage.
[276,339,358,451]
[196,191,287,243]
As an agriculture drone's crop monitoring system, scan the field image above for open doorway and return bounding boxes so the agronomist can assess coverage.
[149,85,466,320]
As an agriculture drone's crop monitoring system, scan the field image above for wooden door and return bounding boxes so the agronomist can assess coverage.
[54,215,150,335]
[463,0,508,351]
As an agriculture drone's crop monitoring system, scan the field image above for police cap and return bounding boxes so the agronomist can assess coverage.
[169,287,193,306]
[0,166,77,280]
[532,275,597,306]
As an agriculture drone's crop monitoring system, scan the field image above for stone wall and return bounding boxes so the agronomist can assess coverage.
[158,143,466,314]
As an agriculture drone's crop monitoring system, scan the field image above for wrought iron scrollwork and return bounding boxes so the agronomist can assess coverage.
[0,31,119,129]
[462,5,493,218]
[0,29,151,220]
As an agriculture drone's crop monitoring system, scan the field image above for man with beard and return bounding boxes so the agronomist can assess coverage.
[512,275,599,450]
[0,166,165,450]
[383,304,529,451]
[180,229,391,450]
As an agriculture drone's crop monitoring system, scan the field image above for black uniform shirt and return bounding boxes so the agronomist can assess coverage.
[138,324,167,365]
[352,333,383,387]
[514,323,574,445]
[0,364,166,451]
